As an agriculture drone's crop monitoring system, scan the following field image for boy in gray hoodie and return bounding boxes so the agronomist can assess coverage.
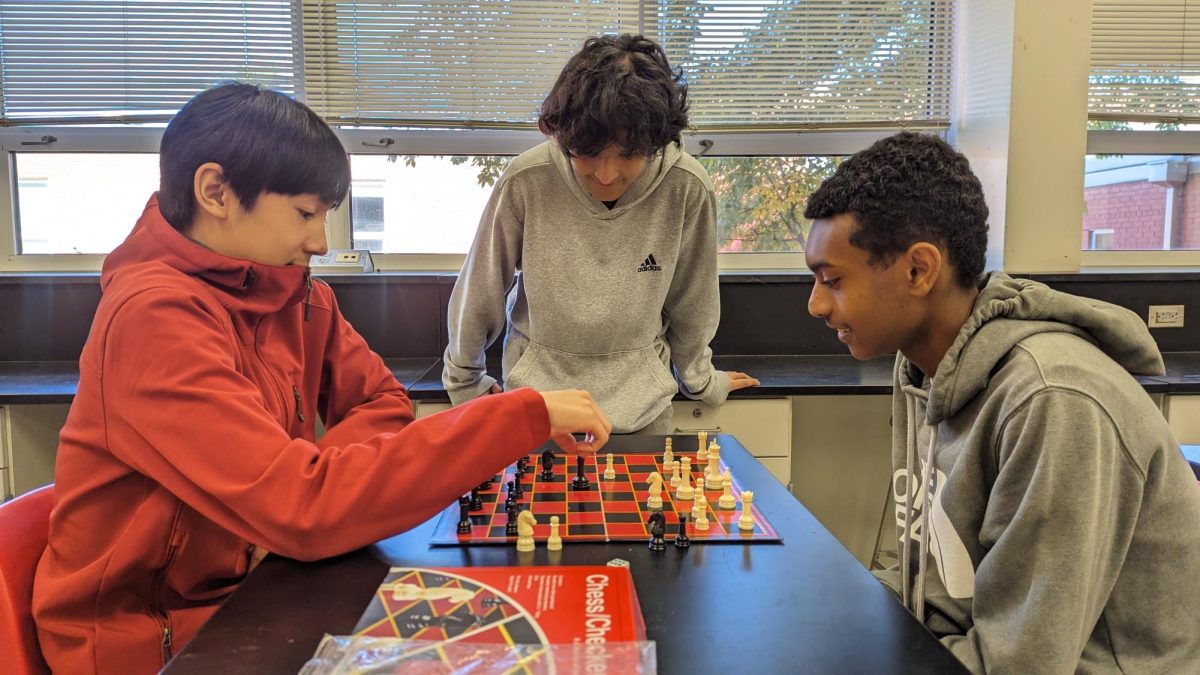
[804,131,1200,673]
[443,34,758,433]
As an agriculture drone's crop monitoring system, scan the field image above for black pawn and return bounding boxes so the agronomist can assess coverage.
[540,449,555,481]
[504,481,516,511]
[469,487,483,511]
[456,496,472,534]
[647,509,666,552]
[478,476,495,491]
[505,504,519,536]
[571,455,590,490]
[674,514,691,549]
[513,470,524,499]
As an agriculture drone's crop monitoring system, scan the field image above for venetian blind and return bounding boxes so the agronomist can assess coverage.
[0,1,296,125]
[1090,0,1200,124]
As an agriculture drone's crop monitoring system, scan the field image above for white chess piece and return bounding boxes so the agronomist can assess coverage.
[705,441,722,488]
[603,452,616,480]
[738,491,755,532]
[663,441,674,474]
[670,456,682,488]
[696,431,709,461]
[677,457,694,500]
[719,469,736,509]
[691,477,706,519]
[646,471,664,509]
[695,488,710,531]
[516,510,537,551]
[547,515,562,551]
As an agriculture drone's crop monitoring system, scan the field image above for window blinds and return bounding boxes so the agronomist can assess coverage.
[0,1,296,124]
[0,0,954,131]
[1090,0,1200,124]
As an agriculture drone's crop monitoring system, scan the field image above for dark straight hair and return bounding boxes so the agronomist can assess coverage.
[158,82,351,232]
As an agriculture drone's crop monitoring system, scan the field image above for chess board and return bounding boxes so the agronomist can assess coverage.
[429,443,782,546]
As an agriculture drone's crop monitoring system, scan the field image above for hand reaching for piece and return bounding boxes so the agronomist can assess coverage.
[539,389,611,455]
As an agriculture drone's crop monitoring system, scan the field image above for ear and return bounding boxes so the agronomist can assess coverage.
[192,162,230,221]
[904,242,943,297]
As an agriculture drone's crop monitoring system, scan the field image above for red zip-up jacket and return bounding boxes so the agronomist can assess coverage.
[32,196,551,674]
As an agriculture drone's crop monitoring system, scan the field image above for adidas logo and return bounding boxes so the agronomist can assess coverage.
[637,253,662,272]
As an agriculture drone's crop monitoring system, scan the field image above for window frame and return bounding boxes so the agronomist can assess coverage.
[1082,129,1200,268]
[0,126,900,273]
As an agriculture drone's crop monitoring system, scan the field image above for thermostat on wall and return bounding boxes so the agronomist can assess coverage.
[310,249,376,274]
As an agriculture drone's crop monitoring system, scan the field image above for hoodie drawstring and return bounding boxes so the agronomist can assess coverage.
[915,420,939,621]
[901,394,917,610]
[304,273,313,321]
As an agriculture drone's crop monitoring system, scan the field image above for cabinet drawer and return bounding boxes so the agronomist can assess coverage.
[671,398,791,458]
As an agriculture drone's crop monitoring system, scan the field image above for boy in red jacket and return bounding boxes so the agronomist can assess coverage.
[32,83,611,675]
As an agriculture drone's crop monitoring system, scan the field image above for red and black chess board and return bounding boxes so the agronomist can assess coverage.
[430,445,782,546]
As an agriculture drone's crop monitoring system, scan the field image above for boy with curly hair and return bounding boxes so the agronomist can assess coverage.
[804,131,1200,673]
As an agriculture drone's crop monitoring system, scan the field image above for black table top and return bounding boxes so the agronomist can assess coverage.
[164,435,966,674]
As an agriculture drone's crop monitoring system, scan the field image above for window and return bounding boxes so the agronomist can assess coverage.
[1085,1,1200,259]
[1,1,955,270]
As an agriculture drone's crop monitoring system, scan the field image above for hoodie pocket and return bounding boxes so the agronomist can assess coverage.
[506,341,677,433]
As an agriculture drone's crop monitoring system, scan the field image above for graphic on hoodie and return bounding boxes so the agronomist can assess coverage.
[892,466,975,600]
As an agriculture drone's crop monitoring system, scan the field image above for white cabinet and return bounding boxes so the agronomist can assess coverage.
[1,404,69,499]
[671,398,792,487]
[415,400,453,418]
[1167,395,1200,444]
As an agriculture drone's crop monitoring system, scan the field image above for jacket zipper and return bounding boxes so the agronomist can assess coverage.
[293,384,305,422]
[152,502,184,667]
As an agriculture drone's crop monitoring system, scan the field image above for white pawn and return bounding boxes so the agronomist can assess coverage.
[696,431,709,461]
[719,469,736,509]
[516,510,537,552]
[603,452,616,480]
[695,489,710,531]
[646,471,664,510]
[705,441,722,488]
[691,477,706,519]
[547,515,562,551]
[677,457,694,500]
[663,439,674,474]
[738,491,755,532]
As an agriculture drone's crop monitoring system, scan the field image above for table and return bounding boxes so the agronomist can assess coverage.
[164,434,966,674]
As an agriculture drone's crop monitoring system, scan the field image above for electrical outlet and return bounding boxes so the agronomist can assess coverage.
[1148,305,1185,328]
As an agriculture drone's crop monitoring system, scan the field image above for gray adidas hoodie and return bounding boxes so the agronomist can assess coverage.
[880,273,1200,673]
[443,140,730,432]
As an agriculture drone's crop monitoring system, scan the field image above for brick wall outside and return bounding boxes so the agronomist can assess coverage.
[1083,176,1200,250]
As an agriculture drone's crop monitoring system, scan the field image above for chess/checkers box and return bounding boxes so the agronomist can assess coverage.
[672,398,791,488]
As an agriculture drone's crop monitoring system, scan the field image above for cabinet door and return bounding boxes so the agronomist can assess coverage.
[1168,396,1200,444]
[671,398,791,486]
[415,400,453,419]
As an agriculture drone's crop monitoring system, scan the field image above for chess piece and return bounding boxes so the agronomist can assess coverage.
[695,493,710,531]
[663,438,674,472]
[457,495,472,534]
[603,452,616,480]
[697,431,709,461]
[505,480,516,511]
[674,514,691,549]
[646,471,664,509]
[478,475,495,491]
[647,509,666,551]
[469,486,483,511]
[547,515,563,551]
[516,510,536,552]
[738,491,755,532]
[691,477,706,519]
[505,503,519,536]
[677,457,694,500]
[572,455,590,490]
[719,468,736,509]
[540,449,555,481]
[670,455,682,488]
[705,441,722,488]
[513,469,524,499]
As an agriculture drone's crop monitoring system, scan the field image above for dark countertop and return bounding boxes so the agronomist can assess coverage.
[0,352,1181,404]
[164,435,967,674]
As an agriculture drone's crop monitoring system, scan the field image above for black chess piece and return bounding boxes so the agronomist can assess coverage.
[571,454,590,490]
[674,513,691,549]
[539,449,555,481]
[647,509,666,551]
[513,469,524,499]
[478,476,495,491]
[505,503,519,536]
[456,495,472,534]
[469,486,483,511]
[504,481,516,512]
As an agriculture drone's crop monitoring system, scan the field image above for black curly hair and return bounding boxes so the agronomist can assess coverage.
[804,132,989,288]
[537,34,689,158]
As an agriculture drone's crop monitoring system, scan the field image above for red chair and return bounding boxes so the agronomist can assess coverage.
[0,485,54,675]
